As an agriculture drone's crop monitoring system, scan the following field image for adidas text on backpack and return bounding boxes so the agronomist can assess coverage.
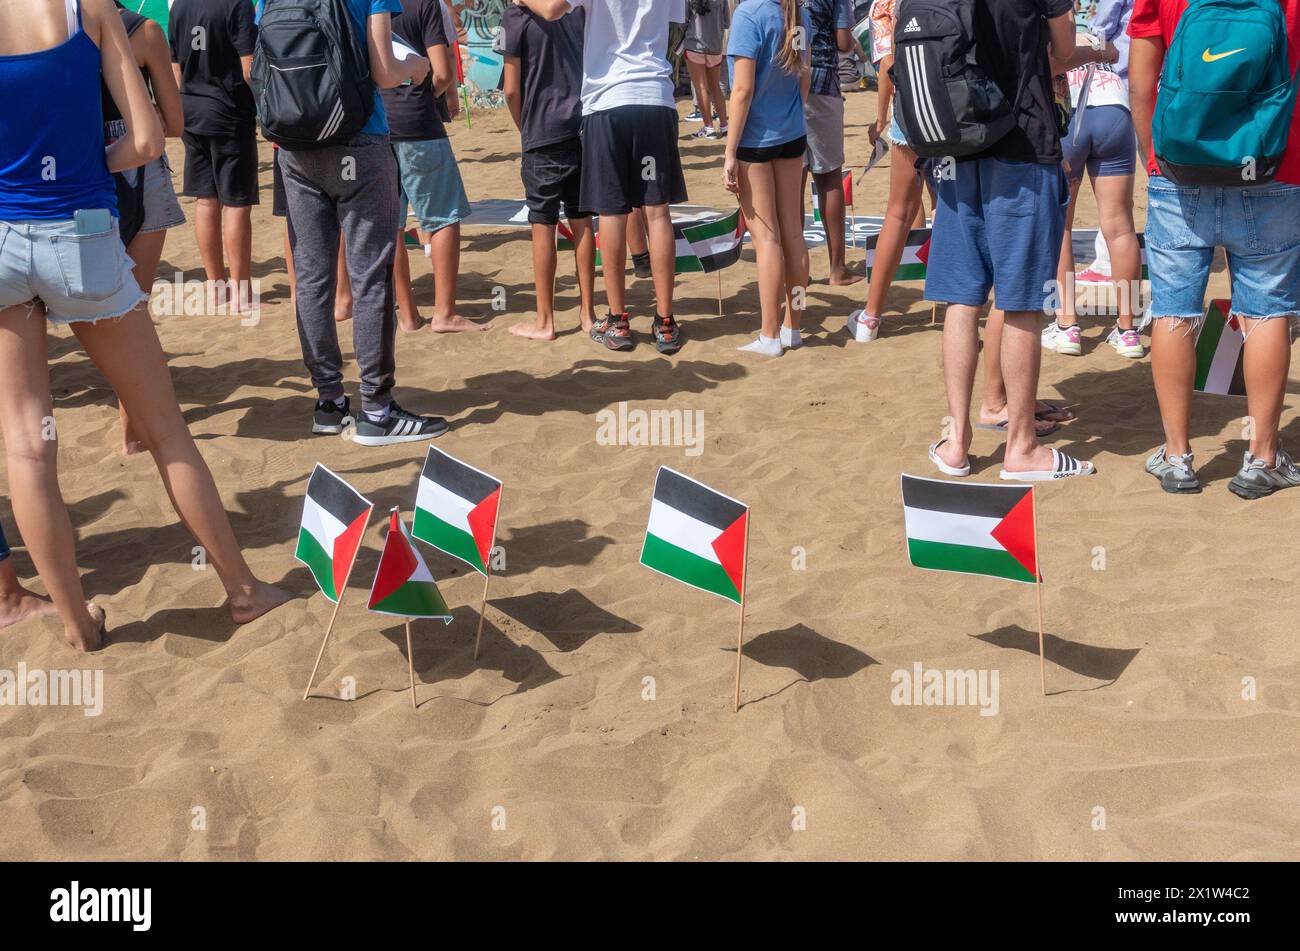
[1153,0,1298,185]
[888,0,1016,158]
[252,0,375,150]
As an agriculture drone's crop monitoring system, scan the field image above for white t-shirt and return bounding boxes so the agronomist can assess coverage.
[570,0,687,114]
[1067,63,1129,111]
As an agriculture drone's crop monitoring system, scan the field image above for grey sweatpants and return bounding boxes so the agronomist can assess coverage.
[278,134,401,413]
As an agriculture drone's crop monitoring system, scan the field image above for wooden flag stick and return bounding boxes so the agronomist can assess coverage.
[717,269,724,318]
[304,585,347,701]
[472,485,504,661]
[1032,488,1046,696]
[931,302,939,325]
[405,619,418,710]
[732,511,751,713]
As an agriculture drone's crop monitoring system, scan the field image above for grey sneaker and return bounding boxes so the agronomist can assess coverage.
[1227,446,1300,500]
[1146,446,1201,494]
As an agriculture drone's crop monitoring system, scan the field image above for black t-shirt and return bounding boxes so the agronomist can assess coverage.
[102,4,150,132]
[382,0,451,142]
[973,0,1073,164]
[499,5,584,152]
[168,0,258,136]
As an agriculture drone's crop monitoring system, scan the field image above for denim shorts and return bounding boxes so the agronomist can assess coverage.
[1146,177,1300,320]
[393,138,471,234]
[887,109,907,148]
[0,217,146,323]
[925,157,1068,313]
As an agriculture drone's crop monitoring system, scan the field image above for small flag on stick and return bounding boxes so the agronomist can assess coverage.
[865,228,930,281]
[1193,299,1246,396]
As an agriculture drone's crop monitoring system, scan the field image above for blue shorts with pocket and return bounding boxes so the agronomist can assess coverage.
[925,157,1068,313]
[1146,177,1300,320]
[0,217,145,323]
[393,138,471,234]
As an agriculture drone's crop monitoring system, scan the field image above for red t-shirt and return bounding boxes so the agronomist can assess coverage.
[1129,0,1300,184]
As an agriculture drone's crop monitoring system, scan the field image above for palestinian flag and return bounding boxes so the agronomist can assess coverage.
[368,509,454,620]
[681,209,745,273]
[901,475,1038,585]
[811,171,854,223]
[557,214,735,274]
[1194,299,1246,397]
[640,467,748,605]
[297,464,374,603]
[412,447,501,576]
[866,228,930,281]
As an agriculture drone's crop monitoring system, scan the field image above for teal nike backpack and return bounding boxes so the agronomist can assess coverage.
[1153,0,1298,184]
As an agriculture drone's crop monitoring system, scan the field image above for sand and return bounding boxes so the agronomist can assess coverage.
[2,93,1297,861]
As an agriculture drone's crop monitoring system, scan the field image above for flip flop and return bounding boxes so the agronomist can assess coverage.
[928,439,971,477]
[1036,401,1075,422]
[975,418,1062,437]
[999,448,1096,482]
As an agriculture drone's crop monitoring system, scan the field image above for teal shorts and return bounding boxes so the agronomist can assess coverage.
[392,138,471,234]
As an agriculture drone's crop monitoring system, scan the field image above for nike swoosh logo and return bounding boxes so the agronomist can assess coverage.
[1202,47,1247,62]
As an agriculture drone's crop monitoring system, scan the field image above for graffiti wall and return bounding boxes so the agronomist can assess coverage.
[459,0,506,102]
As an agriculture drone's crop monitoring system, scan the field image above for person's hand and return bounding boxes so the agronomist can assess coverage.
[407,54,431,85]
[867,119,880,147]
[723,154,740,195]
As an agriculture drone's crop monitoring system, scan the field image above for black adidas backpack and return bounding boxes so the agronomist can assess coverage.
[889,0,1016,158]
[251,0,375,150]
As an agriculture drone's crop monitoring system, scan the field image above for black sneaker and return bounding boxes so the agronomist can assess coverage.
[632,251,652,280]
[313,396,353,435]
[352,402,448,446]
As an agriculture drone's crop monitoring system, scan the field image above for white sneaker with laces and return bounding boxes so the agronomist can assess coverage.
[1107,325,1145,359]
[846,309,880,343]
[1042,321,1082,355]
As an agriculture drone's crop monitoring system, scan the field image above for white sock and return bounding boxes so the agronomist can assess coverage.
[739,334,782,356]
[779,326,802,348]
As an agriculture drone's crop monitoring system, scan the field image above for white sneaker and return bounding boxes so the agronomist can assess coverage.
[780,326,802,349]
[1107,325,1145,359]
[846,309,880,343]
[738,334,782,356]
[1042,321,1082,356]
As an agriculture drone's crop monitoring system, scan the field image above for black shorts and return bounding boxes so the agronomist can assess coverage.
[272,151,288,218]
[522,137,589,225]
[737,135,808,164]
[181,127,259,207]
[579,105,688,215]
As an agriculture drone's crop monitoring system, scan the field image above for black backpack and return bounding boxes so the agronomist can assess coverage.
[251,0,374,150]
[888,0,1015,158]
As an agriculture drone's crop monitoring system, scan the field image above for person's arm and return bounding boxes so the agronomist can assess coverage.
[834,0,853,53]
[722,55,755,194]
[232,0,257,84]
[89,0,163,170]
[1048,10,1117,74]
[503,56,523,131]
[514,0,571,22]
[1129,34,1164,169]
[369,12,431,87]
[872,51,894,145]
[136,20,184,137]
[428,42,454,96]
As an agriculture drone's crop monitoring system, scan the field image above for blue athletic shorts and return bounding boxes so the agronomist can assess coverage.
[925,156,1068,313]
[393,138,471,235]
[1146,177,1300,320]
[1061,105,1136,181]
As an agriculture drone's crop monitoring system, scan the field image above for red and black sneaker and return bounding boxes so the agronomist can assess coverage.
[652,314,683,354]
[591,311,634,351]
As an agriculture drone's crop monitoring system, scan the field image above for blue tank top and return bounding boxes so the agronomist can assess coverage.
[0,2,118,220]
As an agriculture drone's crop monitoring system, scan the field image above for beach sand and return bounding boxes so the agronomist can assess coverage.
[2,95,1297,861]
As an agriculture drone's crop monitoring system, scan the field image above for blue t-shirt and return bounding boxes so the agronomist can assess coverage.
[806,0,854,98]
[727,0,811,150]
[257,0,400,136]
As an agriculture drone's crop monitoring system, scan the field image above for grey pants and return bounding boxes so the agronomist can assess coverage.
[278,135,401,413]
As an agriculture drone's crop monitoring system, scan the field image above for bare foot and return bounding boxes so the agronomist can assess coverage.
[510,322,557,341]
[121,429,145,456]
[0,585,58,631]
[828,268,863,287]
[1035,400,1075,422]
[400,315,427,333]
[976,409,1062,437]
[64,602,105,652]
[334,306,353,324]
[579,312,596,334]
[227,581,293,625]
[1002,443,1057,474]
[428,313,487,333]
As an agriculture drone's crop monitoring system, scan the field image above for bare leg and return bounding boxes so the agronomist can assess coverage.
[1150,318,1197,457]
[427,222,483,332]
[572,216,597,331]
[979,308,1065,433]
[738,159,784,339]
[334,238,352,323]
[393,230,425,332]
[864,144,923,322]
[1240,316,1291,464]
[999,311,1058,473]
[813,168,859,286]
[194,197,226,310]
[1054,178,1083,327]
[600,212,630,314]
[706,63,729,129]
[937,303,980,470]
[687,59,714,132]
[642,203,678,320]
[120,229,169,456]
[512,222,559,340]
[775,156,811,330]
[1093,173,1140,330]
[626,207,648,258]
[0,303,102,649]
[223,205,253,312]
[71,306,291,624]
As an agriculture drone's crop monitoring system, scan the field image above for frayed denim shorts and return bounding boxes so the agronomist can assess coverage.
[0,217,144,323]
